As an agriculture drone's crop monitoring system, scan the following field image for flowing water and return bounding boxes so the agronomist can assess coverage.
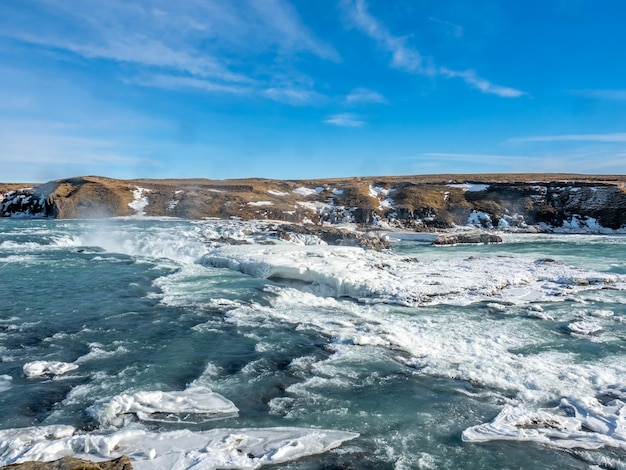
[1,218,625,469]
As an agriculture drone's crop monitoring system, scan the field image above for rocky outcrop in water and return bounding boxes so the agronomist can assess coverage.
[2,174,626,233]
[432,232,503,246]
[276,224,391,250]
[1,455,133,469]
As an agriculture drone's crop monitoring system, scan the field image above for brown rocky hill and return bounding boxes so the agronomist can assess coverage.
[2,174,626,231]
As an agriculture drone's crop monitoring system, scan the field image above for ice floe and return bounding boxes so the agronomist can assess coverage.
[22,361,79,378]
[89,386,238,426]
[0,425,359,469]
[463,392,626,452]
[566,320,603,336]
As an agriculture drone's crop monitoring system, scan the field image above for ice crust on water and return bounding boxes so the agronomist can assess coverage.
[89,386,238,426]
[462,393,626,451]
[0,425,359,469]
[567,320,603,335]
[200,244,625,306]
[23,361,79,378]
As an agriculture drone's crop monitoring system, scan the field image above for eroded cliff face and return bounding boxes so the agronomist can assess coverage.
[2,175,626,232]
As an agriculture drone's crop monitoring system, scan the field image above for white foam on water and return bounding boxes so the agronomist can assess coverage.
[0,425,359,469]
[80,224,208,265]
[22,361,79,378]
[0,235,81,252]
[88,386,238,426]
[218,283,626,424]
[0,254,39,266]
[0,375,11,392]
[75,343,128,364]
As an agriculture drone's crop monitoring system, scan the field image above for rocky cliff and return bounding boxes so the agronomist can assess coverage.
[2,174,626,232]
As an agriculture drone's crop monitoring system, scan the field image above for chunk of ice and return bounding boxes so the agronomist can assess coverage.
[23,361,78,378]
[89,386,238,426]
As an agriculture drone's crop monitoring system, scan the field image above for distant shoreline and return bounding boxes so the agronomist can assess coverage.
[2,174,626,234]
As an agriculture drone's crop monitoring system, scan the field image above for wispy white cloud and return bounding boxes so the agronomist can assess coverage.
[571,89,626,100]
[0,130,156,167]
[439,68,527,98]
[1,0,336,103]
[508,133,626,144]
[248,0,340,61]
[323,113,365,127]
[341,0,526,98]
[419,152,533,165]
[345,87,387,104]
[428,17,463,38]
[343,0,430,74]
[417,150,626,173]
[133,75,252,95]
[264,87,325,105]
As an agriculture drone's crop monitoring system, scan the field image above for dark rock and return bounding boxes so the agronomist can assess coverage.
[1,455,133,470]
[0,188,50,218]
[216,237,252,245]
[432,232,503,246]
[276,224,391,251]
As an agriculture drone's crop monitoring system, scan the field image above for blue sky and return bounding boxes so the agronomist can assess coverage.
[1,0,626,182]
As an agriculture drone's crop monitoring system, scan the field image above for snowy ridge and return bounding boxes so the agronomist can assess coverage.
[3,176,626,232]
